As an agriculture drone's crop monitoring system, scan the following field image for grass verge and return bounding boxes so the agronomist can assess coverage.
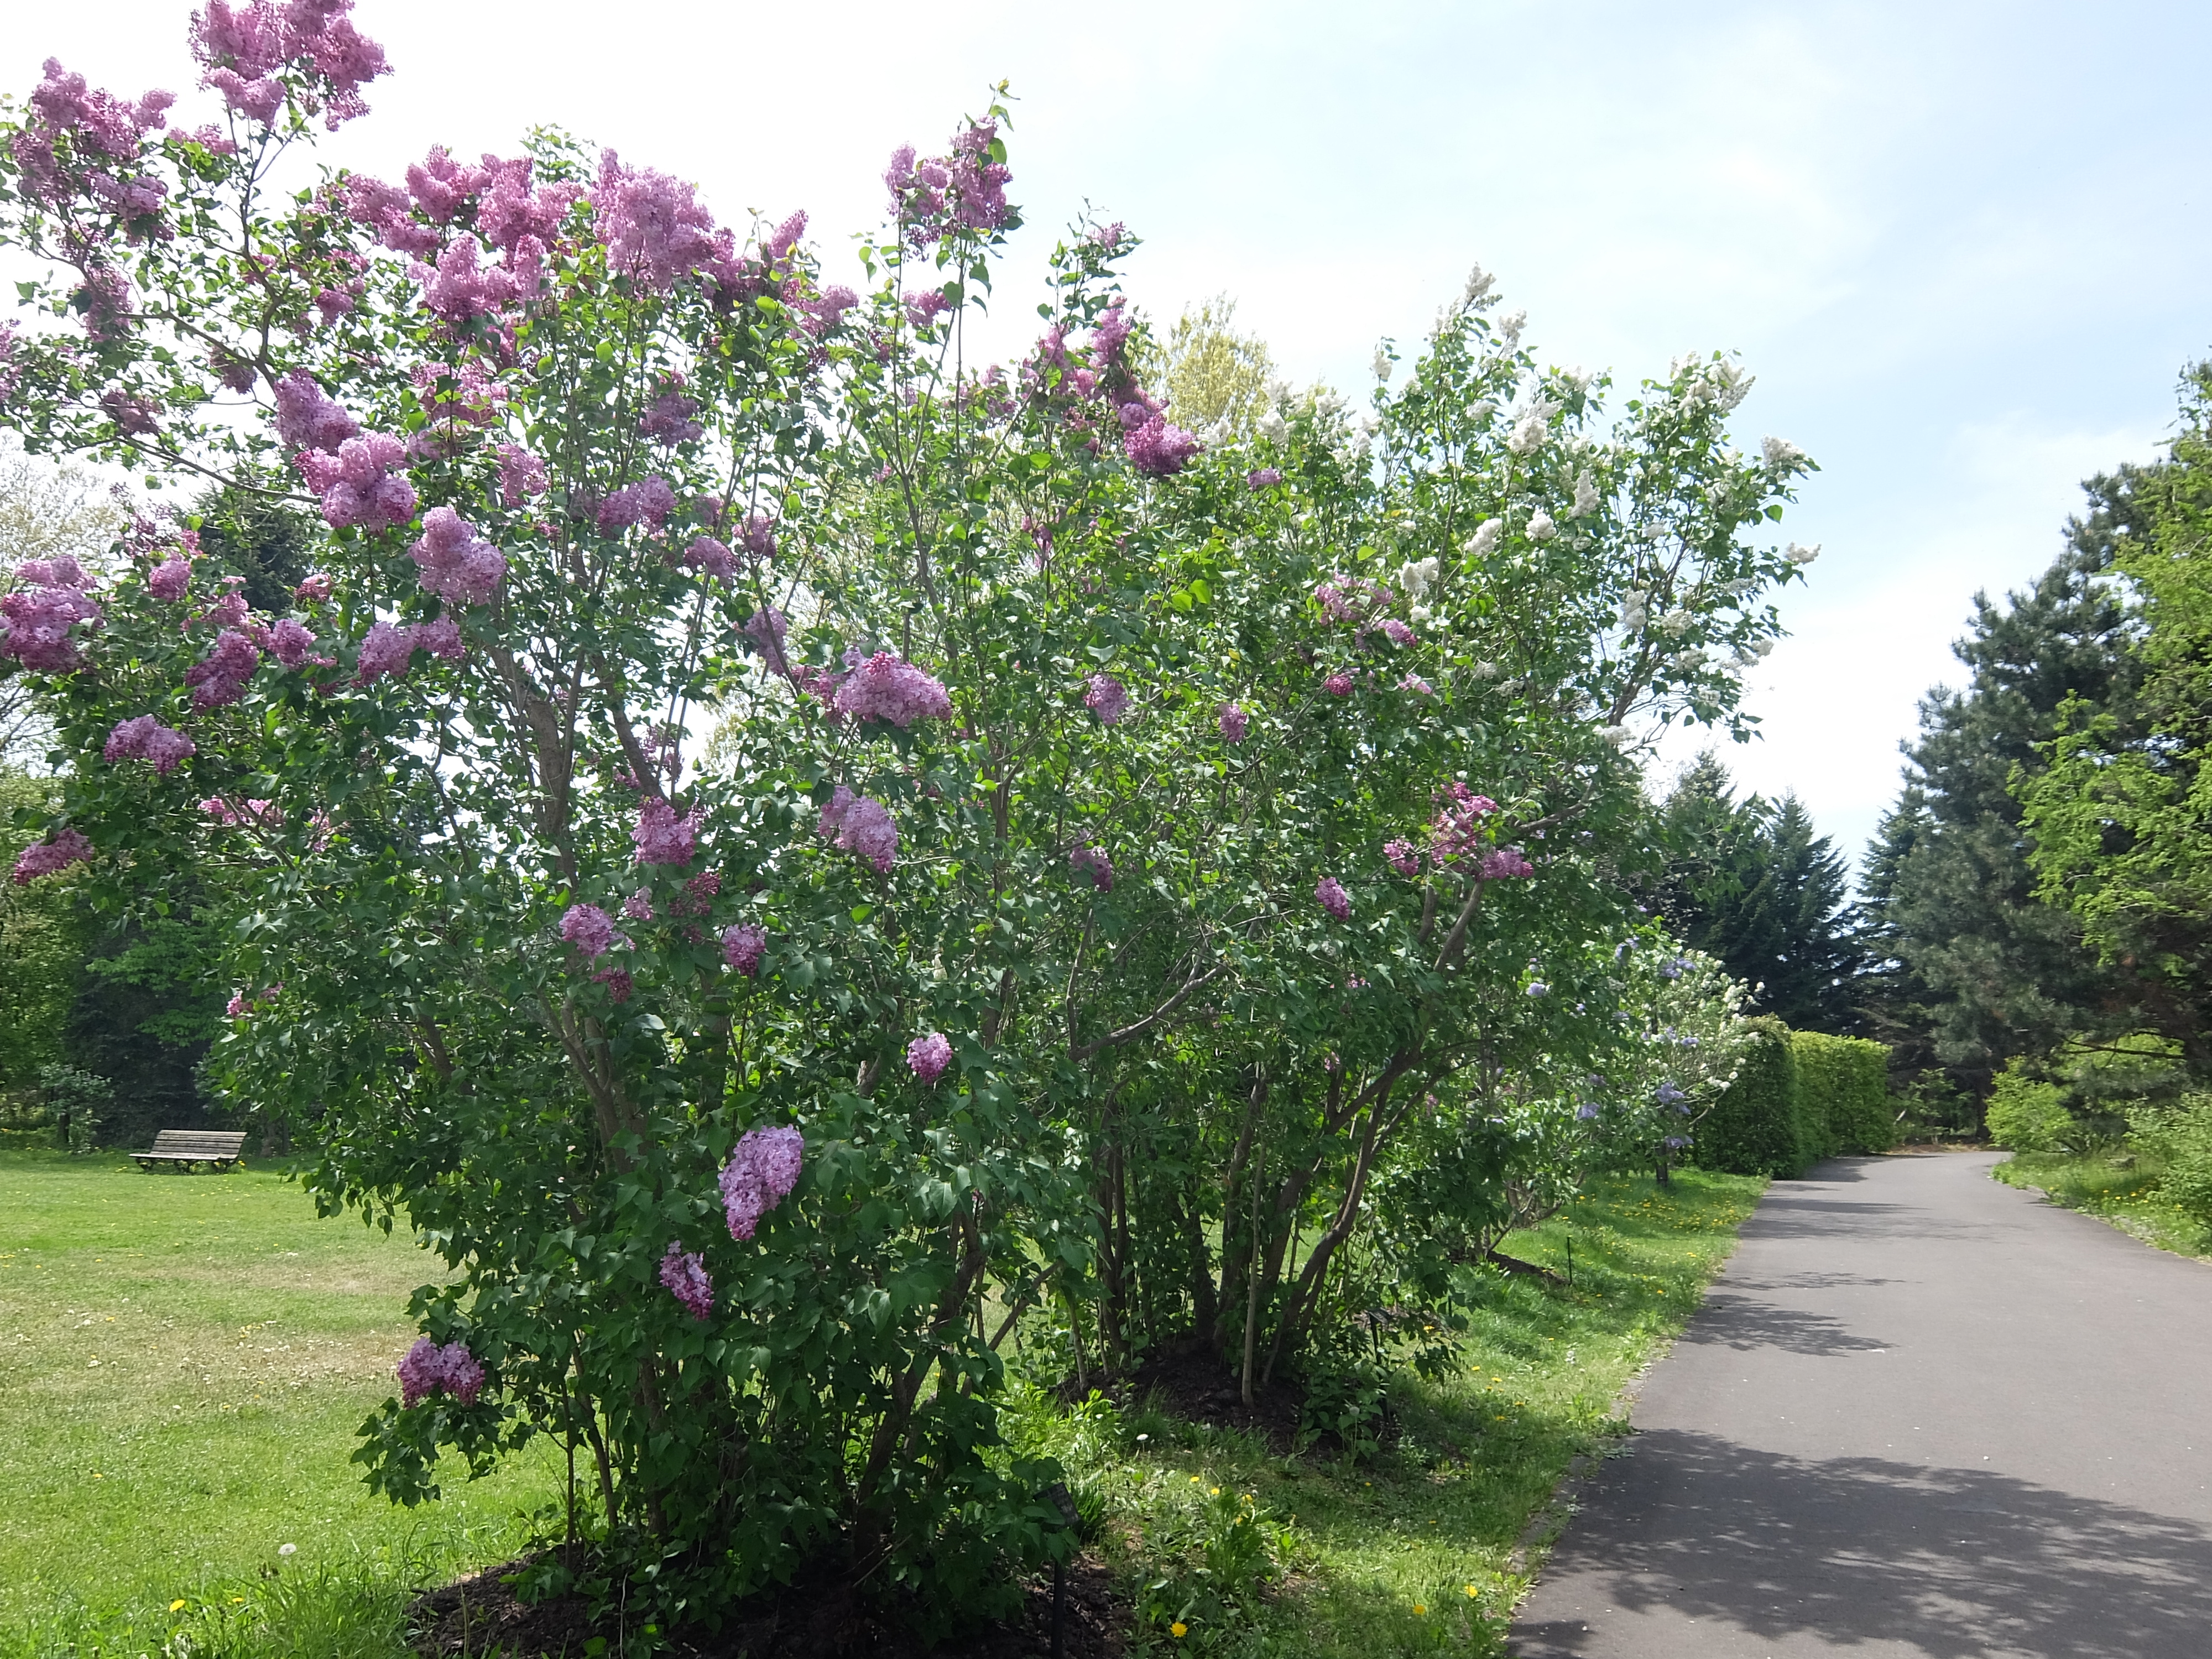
[1992,1150,2212,1258]
[0,1150,560,1658]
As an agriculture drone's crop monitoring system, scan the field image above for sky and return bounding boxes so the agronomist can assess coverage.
[8,0,2208,874]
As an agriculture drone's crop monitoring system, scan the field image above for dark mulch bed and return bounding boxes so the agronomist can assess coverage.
[410,1552,1124,1659]
[1106,1338,1309,1454]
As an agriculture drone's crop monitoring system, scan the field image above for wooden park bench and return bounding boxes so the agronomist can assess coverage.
[132,1129,249,1171]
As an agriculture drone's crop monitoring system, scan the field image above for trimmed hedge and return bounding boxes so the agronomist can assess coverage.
[1695,1016,1807,1176]
[1793,1031,1895,1156]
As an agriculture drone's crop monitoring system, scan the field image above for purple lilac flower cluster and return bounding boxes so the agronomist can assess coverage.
[817,786,898,874]
[185,629,260,708]
[1385,838,1420,877]
[1429,781,1501,864]
[559,902,617,960]
[1316,876,1351,921]
[632,798,697,866]
[1085,674,1129,726]
[409,507,505,606]
[1069,844,1114,891]
[104,713,196,773]
[1479,846,1535,880]
[356,616,461,684]
[721,921,767,976]
[720,1124,803,1241]
[883,119,1012,247]
[906,1031,953,1084]
[1218,704,1249,743]
[397,1335,485,1408]
[11,827,93,885]
[832,653,952,727]
[596,476,676,536]
[148,554,192,601]
[190,0,389,131]
[2,556,102,672]
[659,1242,713,1319]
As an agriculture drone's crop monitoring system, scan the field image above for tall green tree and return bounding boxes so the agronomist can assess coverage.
[1867,474,2148,1093]
[2021,364,2212,1073]
[1655,754,1861,1032]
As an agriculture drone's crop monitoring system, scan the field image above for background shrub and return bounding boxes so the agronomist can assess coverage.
[1792,1031,1894,1156]
[1694,1016,1806,1175]
[1986,1063,2072,1151]
[2128,1094,2212,1225]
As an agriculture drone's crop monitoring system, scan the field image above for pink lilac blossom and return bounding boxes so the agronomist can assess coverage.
[397,1337,484,1409]
[409,507,505,606]
[1091,300,1131,365]
[1218,704,1249,743]
[1429,782,1501,864]
[790,283,857,338]
[906,1031,953,1084]
[1380,618,1417,648]
[295,572,333,603]
[148,556,191,600]
[1385,838,1420,877]
[477,155,577,253]
[98,388,157,434]
[1070,844,1114,892]
[595,153,720,292]
[1248,468,1282,489]
[11,827,93,884]
[832,653,952,727]
[1398,673,1433,696]
[659,1242,713,1319]
[202,584,250,629]
[593,966,634,1003]
[596,477,676,536]
[1085,674,1129,726]
[719,1124,804,1241]
[298,432,416,533]
[559,902,617,960]
[416,615,463,660]
[1323,672,1354,697]
[1479,846,1535,880]
[816,786,898,874]
[494,443,548,505]
[904,289,951,328]
[401,144,490,223]
[885,120,1011,246]
[409,360,505,433]
[103,714,197,773]
[185,629,261,708]
[272,371,357,451]
[632,798,697,867]
[1316,876,1351,921]
[721,921,766,976]
[622,888,654,921]
[1314,582,1358,624]
[739,512,777,561]
[680,536,734,581]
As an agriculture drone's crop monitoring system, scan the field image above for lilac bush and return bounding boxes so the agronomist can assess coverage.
[0,0,1816,1624]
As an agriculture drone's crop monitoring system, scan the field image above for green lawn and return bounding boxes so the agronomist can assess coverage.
[1992,1150,2212,1258]
[0,1150,560,1657]
[0,1151,1762,1658]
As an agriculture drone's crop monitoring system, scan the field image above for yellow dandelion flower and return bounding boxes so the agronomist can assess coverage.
[1210,1486,1221,1496]
[1170,1621,1188,1638]
[169,1600,186,1612]
[1465,1583,1478,1598]
[1415,1603,1427,1614]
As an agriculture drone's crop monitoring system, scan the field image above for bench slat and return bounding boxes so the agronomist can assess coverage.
[137,1130,249,1168]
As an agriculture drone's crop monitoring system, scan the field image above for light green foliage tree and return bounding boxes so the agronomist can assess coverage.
[2020,364,2212,1075]
[1156,295,1276,441]
[1693,1015,1806,1176]
[1985,1061,2070,1151]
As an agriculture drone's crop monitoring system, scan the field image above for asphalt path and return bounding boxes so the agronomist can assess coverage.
[1509,1151,2212,1658]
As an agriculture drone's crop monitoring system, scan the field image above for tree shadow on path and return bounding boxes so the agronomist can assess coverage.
[1511,1430,2212,1658]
